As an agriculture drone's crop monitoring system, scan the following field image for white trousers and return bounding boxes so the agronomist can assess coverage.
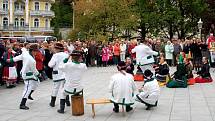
[210,51,215,63]
[140,64,153,73]
[60,89,69,99]
[51,81,65,97]
[120,53,126,62]
[22,80,39,98]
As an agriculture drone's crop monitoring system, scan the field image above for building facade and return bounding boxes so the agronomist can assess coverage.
[0,0,55,37]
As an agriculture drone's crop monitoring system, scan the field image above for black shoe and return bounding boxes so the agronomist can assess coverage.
[57,109,64,114]
[155,101,158,107]
[20,98,29,110]
[49,96,56,107]
[28,90,34,100]
[113,108,119,113]
[146,106,151,110]
[126,107,133,112]
[20,105,29,110]
[65,95,70,107]
[57,99,65,114]
[6,85,13,88]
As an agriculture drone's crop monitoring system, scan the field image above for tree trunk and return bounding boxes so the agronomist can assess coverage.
[169,22,173,40]
[140,22,146,40]
[179,1,185,39]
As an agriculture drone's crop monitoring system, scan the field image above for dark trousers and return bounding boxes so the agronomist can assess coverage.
[96,56,102,67]
[113,103,131,110]
[0,66,3,85]
[113,55,120,65]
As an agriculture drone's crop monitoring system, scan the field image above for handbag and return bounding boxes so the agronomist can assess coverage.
[8,67,18,79]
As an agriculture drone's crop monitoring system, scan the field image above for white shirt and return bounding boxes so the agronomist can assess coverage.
[59,62,87,93]
[132,43,158,65]
[109,71,136,104]
[48,52,69,81]
[13,49,39,80]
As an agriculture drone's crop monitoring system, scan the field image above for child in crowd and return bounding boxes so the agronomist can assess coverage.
[136,69,160,110]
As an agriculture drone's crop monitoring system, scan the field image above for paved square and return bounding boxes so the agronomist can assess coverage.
[0,67,215,121]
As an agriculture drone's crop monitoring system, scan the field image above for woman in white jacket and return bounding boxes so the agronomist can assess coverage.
[136,69,160,110]
[165,41,174,66]
[109,61,136,113]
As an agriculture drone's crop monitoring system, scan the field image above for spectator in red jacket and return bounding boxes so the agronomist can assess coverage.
[34,49,44,80]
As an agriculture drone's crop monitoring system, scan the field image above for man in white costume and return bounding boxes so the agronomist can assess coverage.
[10,44,40,110]
[57,50,87,113]
[136,69,160,110]
[132,40,158,72]
[48,43,70,107]
[109,61,136,113]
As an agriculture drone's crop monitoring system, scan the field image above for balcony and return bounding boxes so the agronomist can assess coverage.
[0,26,54,33]
[14,10,25,16]
[32,0,55,3]
[30,10,55,17]
[30,27,54,32]
[0,9,8,15]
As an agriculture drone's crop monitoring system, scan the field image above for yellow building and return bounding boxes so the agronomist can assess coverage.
[0,0,55,37]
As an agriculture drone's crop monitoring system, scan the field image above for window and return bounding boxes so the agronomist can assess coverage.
[45,3,49,11]
[3,17,8,29]
[3,0,8,11]
[35,2,39,11]
[14,18,19,28]
[34,18,39,28]
[21,3,25,11]
[20,18,25,27]
[45,19,49,28]
[14,2,19,11]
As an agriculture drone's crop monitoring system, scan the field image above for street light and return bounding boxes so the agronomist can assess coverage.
[198,18,203,41]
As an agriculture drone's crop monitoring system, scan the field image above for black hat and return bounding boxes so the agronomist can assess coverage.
[54,43,64,50]
[117,61,126,70]
[144,69,153,77]
[29,44,38,51]
[70,50,82,56]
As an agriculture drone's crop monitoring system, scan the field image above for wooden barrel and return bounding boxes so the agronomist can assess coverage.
[71,95,84,116]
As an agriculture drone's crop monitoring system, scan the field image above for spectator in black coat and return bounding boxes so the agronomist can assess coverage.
[0,41,6,85]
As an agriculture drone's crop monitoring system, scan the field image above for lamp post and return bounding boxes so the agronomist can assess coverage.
[198,18,203,41]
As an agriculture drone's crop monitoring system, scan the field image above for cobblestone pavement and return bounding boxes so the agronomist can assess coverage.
[0,66,215,121]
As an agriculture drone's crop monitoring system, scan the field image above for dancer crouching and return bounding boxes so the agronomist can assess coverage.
[109,61,136,113]
[136,69,160,110]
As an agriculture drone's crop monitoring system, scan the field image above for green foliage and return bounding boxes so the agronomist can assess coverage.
[58,0,211,40]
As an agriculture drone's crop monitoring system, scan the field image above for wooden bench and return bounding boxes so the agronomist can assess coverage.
[86,99,111,118]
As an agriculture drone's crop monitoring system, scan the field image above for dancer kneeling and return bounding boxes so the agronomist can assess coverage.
[136,70,160,110]
[154,56,170,85]
[57,50,87,114]
[195,57,213,83]
[184,58,195,85]
[109,61,136,113]
[167,55,188,88]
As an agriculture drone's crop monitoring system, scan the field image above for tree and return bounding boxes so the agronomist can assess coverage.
[51,0,73,38]
[71,0,138,40]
